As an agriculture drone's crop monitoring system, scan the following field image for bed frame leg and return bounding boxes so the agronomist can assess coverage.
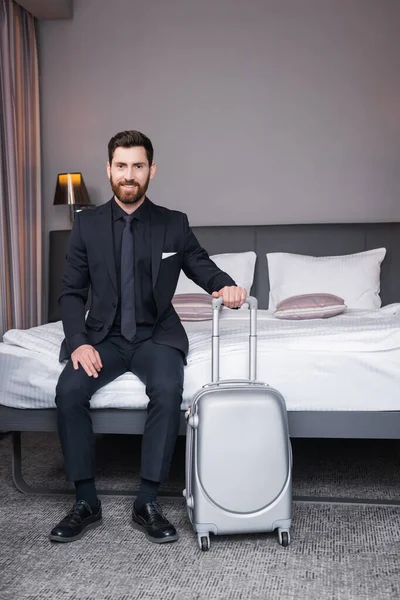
[11,432,73,495]
[12,432,33,494]
[10,432,181,498]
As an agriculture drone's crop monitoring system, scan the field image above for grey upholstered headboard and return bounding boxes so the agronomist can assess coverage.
[48,222,400,322]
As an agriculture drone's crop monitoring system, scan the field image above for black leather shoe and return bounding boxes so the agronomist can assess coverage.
[132,501,178,544]
[49,500,102,543]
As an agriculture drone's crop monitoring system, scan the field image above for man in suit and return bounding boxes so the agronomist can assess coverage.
[50,130,247,544]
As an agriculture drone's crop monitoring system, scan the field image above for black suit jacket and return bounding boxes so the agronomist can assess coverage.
[59,198,236,362]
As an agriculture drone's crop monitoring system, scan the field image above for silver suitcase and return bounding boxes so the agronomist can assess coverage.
[183,296,292,551]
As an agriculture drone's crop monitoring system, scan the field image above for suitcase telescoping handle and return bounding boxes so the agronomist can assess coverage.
[211,295,258,383]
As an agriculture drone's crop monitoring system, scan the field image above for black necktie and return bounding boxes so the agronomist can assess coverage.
[121,214,136,341]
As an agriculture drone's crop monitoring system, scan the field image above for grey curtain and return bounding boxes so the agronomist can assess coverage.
[0,0,43,338]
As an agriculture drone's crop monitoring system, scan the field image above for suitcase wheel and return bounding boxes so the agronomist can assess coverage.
[278,529,290,547]
[198,534,210,551]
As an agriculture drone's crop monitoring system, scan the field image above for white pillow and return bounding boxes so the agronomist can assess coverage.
[175,251,257,296]
[267,248,386,310]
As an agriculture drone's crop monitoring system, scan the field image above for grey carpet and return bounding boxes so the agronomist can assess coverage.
[8,433,400,500]
[1,434,400,600]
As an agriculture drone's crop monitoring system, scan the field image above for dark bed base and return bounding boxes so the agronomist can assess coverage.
[3,405,400,506]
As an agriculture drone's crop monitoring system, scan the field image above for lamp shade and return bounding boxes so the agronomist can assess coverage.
[53,173,90,206]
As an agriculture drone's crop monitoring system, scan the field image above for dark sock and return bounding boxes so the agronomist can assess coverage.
[75,478,99,511]
[134,478,160,510]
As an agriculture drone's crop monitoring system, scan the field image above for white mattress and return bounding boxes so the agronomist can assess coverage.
[1,306,400,412]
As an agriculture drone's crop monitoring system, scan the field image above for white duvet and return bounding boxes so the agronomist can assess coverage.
[1,306,400,411]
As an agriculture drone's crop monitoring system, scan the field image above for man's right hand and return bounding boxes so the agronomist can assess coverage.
[71,345,103,378]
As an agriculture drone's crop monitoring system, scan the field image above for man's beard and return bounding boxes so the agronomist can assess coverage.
[110,173,150,204]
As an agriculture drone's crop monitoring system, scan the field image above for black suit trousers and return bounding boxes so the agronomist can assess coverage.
[55,328,185,483]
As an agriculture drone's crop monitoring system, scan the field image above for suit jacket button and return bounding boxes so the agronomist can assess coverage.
[112,302,116,308]
[107,325,111,330]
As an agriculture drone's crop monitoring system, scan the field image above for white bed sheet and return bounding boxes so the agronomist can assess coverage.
[1,306,400,412]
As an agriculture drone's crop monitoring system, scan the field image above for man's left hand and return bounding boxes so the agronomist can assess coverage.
[212,286,247,309]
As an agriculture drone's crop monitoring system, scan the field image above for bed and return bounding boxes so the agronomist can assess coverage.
[1,221,400,496]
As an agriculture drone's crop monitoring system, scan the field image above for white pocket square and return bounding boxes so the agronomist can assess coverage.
[162,252,177,259]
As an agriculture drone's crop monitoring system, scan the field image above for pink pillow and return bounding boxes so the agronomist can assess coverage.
[274,293,346,320]
[172,294,213,321]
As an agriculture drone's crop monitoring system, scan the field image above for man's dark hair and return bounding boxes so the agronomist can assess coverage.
[108,130,154,166]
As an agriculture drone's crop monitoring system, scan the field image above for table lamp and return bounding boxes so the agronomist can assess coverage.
[53,172,93,222]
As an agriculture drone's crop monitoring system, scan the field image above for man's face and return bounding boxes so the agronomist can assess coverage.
[107,146,156,205]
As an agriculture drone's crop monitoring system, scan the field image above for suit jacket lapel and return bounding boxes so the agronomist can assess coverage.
[149,200,166,290]
[97,199,117,293]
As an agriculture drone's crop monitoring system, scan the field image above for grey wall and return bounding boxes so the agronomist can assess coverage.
[17,0,72,19]
[39,0,400,233]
